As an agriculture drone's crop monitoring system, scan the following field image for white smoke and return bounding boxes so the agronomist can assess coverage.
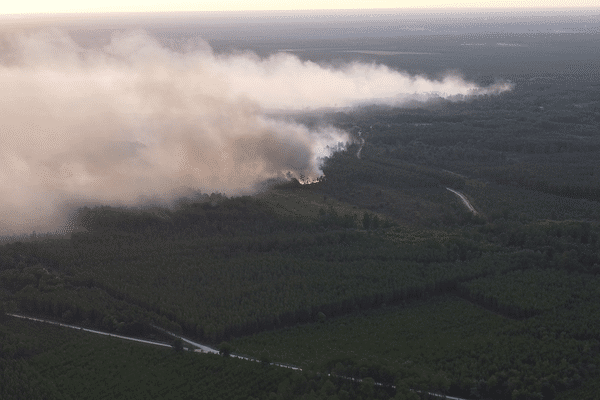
[0,28,511,234]
[215,52,512,110]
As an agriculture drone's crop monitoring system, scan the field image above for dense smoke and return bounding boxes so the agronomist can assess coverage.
[0,28,511,234]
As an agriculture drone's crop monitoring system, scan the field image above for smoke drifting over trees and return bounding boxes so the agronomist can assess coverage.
[0,28,511,233]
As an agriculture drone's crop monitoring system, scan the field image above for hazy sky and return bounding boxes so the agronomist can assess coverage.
[2,0,596,15]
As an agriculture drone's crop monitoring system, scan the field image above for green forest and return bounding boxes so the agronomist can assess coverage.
[2,32,600,400]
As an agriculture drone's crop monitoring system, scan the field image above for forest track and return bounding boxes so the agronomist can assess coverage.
[441,169,468,179]
[356,136,365,159]
[446,187,478,215]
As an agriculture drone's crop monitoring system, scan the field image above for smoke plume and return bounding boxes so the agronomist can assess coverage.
[0,28,510,234]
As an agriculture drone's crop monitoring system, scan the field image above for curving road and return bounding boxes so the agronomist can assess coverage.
[356,136,365,159]
[446,187,478,215]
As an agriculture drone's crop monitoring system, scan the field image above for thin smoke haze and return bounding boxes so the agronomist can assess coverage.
[0,28,511,234]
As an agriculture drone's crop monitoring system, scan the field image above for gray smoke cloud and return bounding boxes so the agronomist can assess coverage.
[0,28,511,234]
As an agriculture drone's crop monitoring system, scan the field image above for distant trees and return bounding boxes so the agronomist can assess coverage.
[219,342,232,357]
[260,353,271,366]
[172,338,184,352]
[361,212,380,230]
[317,312,326,323]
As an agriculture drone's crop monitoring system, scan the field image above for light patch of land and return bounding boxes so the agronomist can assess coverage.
[336,50,437,55]
[256,187,389,224]
[384,225,454,245]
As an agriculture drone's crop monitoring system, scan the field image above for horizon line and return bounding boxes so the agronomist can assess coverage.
[2,6,599,18]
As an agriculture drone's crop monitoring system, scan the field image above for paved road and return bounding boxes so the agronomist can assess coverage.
[7,313,174,349]
[8,314,301,369]
[8,313,469,398]
[153,325,302,370]
[151,324,219,354]
[328,373,469,400]
[446,187,478,215]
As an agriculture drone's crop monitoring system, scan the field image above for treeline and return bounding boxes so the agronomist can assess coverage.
[478,220,600,274]
[232,290,600,400]
[0,317,295,400]
[3,195,599,344]
[0,235,484,342]
[0,318,63,400]
[327,83,600,211]
[77,194,306,236]
[0,195,498,341]
[321,151,465,191]
[457,268,600,320]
